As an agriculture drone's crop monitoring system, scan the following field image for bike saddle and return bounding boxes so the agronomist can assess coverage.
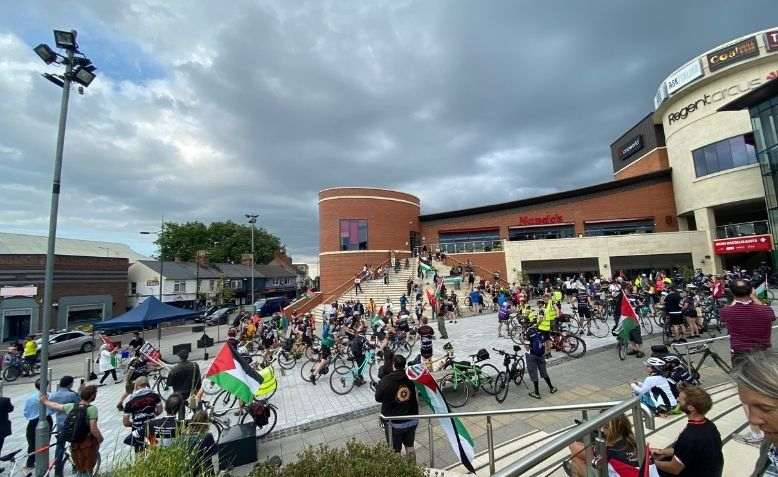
[0,449,21,462]
[512,345,521,352]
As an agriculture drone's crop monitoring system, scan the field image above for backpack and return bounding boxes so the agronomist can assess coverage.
[249,401,270,427]
[528,332,545,357]
[61,404,90,443]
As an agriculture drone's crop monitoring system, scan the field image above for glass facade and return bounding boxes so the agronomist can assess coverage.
[438,230,501,252]
[340,219,368,250]
[584,219,654,236]
[691,134,757,177]
[508,224,575,241]
[750,96,778,264]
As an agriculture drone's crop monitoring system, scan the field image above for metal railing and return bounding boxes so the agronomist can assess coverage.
[381,398,653,476]
[715,220,770,239]
[415,240,504,256]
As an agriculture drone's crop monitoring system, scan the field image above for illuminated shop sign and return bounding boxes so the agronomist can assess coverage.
[706,36,759,72]
[618,135,644,160]
[517,214,564,226]
[766,30,778,52]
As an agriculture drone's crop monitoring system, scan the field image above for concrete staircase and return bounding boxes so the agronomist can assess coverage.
[312,258,418,317]
[445,381,754,476]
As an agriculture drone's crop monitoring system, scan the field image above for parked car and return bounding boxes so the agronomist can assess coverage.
[35,330,96,358]
[195,305,220,323]
[252,297,290,316]
[205,306,236,326]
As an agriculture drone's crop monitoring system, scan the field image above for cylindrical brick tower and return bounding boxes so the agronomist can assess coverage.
[318,187,420,301]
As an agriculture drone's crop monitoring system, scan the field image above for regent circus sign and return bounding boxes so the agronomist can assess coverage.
[518,214,564,226]
[713,234,774,255]
[667,77,764,124]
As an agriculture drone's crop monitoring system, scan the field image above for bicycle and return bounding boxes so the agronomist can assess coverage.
[672,341,731,378]
[329,345,380,395]
[567,307,609,339]
[438,349,500,408]
[2,354,40,382]
[492,346,526,403]
[149,368,170,397]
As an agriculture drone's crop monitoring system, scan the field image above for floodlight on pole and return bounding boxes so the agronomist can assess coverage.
[246,214,259,305]
[72,67,96,87]
[34,43,57,64]
[42,73,65,88]
[53,30,77,50]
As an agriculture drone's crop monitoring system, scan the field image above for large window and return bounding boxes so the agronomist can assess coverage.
[508,224,575,241]
[438,229,500,253]
[692,134,757,177]
[340,219,368,251]
[584,219,654,236]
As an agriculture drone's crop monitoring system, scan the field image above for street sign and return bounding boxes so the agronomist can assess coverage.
[0,286,37,297]
[713,234,773,255]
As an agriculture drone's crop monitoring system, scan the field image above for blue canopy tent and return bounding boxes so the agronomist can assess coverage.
[94,296,198,331]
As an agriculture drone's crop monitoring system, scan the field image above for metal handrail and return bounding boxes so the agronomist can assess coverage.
[494,398,645,477]
[670,323,778,350]
[715,219,769,239]
[380,398,653,475]
[415,240,504,255]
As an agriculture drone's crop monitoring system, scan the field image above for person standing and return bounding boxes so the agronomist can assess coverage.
[435,298,448,340]
[122,376,162,453]
[98,344,120,385]
[128,332,145,353]
[375,355,419,462]
[354,274,363,294]
[0,391,12,473]
[166,350,202,419]
[525,326,557,399]
[23,380,53,473]
[49,376,80,477]
[406,277,414,298]
[41,385,103,477]
[722,279,776,446]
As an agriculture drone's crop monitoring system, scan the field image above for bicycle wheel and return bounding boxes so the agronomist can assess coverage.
[511,358,526,386]
[561,335,586,358]
[640,316,654,336]
[330,366,355,395]
[439,373,469,408]
[211,390,238,417]
[300,359,316,382]
[277,350,297,370]
[240,403,278,438]
[618,338,626,361]
[305,344,320,361]
[368,360,379,383]
[588,317,609,339]
[477,363,500,395]
[653,311,665,328]
[566,316,582,336]
[406,331,419,348]
[494,372,509,403]
[201,379,221,396]
[2,366,19,382]
[662,323,673,345]
[394,341,412,358]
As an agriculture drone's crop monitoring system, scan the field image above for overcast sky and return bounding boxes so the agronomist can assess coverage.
[1,1,776,267]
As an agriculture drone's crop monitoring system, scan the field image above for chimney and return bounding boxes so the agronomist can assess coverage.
[241,253,254,267]
[196,250,209,267]
[271,246,292,267]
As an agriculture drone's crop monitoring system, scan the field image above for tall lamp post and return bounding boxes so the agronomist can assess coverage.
[33,29,97,476]
[246,214,259,305]
[141,219,165,346]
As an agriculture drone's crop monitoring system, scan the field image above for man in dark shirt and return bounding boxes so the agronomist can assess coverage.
[375,355,419,462]
[166,350,202,418]
[663,287,686,343]
[122,376,162,452]
[653,386,723,477]
[128,332,145,353]
[148,393,182,447]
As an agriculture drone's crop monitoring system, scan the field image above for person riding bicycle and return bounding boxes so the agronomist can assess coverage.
[417,317,435,369]
[348,332,368,386]
[259,320,277,364]
[497,301,511,338]
[630,357,676,416]
[22,335,37,376]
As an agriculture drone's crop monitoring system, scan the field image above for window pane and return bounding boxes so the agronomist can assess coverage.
[731,135,749,168]
[704,147,718,174]
[693,150,706,177]
[339,219,368,250]
[715,139,733,171]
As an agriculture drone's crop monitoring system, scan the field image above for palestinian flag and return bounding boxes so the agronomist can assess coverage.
[406,364,475,473]
[615,293,639,342]
[419,261,434,274]
[426,289,437,308]
[206,343,263,404]
[756,279,769,301]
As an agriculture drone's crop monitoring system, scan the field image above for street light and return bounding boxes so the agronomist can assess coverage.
[34,28,97,476]
[246,214,259,306]
[140,220,165,347]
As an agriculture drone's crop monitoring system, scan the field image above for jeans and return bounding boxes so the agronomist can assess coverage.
[26,416,53,468]
[54,435,67,477]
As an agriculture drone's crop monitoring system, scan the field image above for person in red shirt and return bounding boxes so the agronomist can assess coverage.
[721,278,776,446]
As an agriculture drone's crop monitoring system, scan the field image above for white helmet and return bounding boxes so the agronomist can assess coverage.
[645,357,666,370]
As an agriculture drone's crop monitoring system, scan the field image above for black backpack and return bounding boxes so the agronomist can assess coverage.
[61,404,90,443]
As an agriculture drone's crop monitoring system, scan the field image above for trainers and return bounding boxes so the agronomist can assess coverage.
[310,374,317,385]
[528,391,541,400]
[635,352,645,358]
[734,432,764,447]
[549,386,558,394]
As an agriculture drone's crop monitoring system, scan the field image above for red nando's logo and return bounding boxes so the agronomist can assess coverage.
[518,214,564,226]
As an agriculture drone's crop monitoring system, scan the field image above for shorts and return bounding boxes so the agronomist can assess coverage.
[668,313,684,326]
[262,338,274,348]
[525,354,549,381]
[564,289,575,296]
[578,307,591,319]
[320,345,331,359]
[539,331,551,342]
[390,424,417,452]
[629,327,643,345]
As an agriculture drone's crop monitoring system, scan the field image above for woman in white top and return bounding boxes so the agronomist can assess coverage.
[98,344,120,385]
[631,357,676,415]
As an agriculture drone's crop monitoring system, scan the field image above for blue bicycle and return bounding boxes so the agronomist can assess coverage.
[330,345,380,395]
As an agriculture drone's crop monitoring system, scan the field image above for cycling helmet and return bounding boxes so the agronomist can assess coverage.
[644,357,666,370]
[443,342,454,352]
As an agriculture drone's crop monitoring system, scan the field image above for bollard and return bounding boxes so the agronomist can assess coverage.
[486,415,496,475]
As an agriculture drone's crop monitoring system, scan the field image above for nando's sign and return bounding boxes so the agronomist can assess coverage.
[517,214,564,226]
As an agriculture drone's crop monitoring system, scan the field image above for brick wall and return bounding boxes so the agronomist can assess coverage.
[419,175,678,240]
[319,188,420,253]
[0,254,128,317]
[614,148,669,180]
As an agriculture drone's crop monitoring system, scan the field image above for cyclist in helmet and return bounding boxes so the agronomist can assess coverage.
[630,357,676,415]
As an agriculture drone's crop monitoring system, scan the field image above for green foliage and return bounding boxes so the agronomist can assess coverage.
[677,264,694,283]
[100,439,215,477]
[157,220,281,264]
[249,440,426,477]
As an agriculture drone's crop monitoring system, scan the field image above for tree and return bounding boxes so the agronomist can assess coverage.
[156,220,281,264]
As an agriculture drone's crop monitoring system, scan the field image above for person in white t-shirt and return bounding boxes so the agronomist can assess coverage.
[631,357,676,415]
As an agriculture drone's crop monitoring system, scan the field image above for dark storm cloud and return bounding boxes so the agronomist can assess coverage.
[1,1,777,263]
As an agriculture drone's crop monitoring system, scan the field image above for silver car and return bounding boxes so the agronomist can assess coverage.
[36,331,96,358]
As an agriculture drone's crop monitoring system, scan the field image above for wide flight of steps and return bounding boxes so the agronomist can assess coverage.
[443,381,755,476]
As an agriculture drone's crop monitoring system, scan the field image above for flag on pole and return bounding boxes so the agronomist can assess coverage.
[419,261,434,274]
[615,293,640,342]
[406,364,475,473]
[426,289,437,309]
[206,343,263,404]
[756,279,769,301]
